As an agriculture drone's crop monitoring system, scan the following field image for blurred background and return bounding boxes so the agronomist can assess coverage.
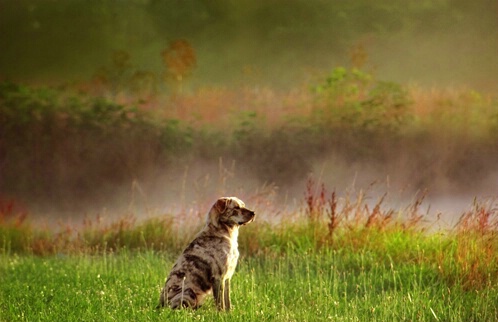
[1,0,497,88]
[1,0,497,222]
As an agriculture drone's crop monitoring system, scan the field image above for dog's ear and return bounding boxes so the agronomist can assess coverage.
[215,197,229,214]
[209,198,229,227]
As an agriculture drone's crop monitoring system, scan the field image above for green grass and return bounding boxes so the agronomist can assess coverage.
[0,251,496,321]
[1,230,498,321]
[1,184,498,321]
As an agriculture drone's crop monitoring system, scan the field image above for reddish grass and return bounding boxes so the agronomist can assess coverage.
[1,166,498,292]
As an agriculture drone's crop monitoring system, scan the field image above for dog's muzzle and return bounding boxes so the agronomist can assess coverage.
[239,211,255,225]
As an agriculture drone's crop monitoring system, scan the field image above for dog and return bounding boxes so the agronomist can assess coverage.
[158,197,255,311]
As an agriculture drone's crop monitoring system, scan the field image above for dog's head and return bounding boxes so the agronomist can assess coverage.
[208,197,255,228]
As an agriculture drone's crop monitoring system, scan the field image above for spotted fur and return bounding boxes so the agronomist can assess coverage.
[158,197,255,311]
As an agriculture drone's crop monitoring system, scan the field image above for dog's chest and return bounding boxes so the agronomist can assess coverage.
[225,241,239,278]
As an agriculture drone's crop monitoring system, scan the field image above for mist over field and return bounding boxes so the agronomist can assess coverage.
[1,0,498,222]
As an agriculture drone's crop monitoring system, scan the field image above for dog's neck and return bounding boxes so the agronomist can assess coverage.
[206,222,239,241]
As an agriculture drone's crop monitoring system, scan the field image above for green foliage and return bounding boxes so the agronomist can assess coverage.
[232,111,261,144]
[0,82,192,204]
[2,74,498,207]
[2,75,498,205]
[313,67,412,134]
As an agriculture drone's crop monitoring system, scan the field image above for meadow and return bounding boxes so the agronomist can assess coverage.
[1,182,498,321]
[2,2,498,320]
[1,64,498,321]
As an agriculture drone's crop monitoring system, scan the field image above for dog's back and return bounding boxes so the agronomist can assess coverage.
[159,197,254,310]
[160,229,235,308]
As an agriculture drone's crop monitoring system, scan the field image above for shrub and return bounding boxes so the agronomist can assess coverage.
[0,82,192,206]
[313,67,412,132]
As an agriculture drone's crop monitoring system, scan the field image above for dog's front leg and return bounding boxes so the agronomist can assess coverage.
[223,279,231,311]
[157,287,166,308]
[213,279,225,310]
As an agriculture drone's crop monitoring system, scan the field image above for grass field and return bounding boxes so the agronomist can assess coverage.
[2,66,498,321]
[1,188,498,321]
[2,8,498,320]
[1,247,497,322]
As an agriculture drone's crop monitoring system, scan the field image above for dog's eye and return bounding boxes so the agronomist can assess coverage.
[234,205,240,210]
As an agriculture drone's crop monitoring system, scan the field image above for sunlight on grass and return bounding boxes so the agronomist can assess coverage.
[1,64,498,321]
[1,182,498,321]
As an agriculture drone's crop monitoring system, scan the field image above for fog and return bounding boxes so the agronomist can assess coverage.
[1,0,497,224]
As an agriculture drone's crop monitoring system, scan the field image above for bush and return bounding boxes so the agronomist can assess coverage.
[313,67,412,133]
[0,82,192,206]
[2,72,498,209]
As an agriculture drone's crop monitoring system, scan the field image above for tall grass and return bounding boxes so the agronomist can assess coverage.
[1,215,498,321]
[1,178,498,320]
[2,179,498,292]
